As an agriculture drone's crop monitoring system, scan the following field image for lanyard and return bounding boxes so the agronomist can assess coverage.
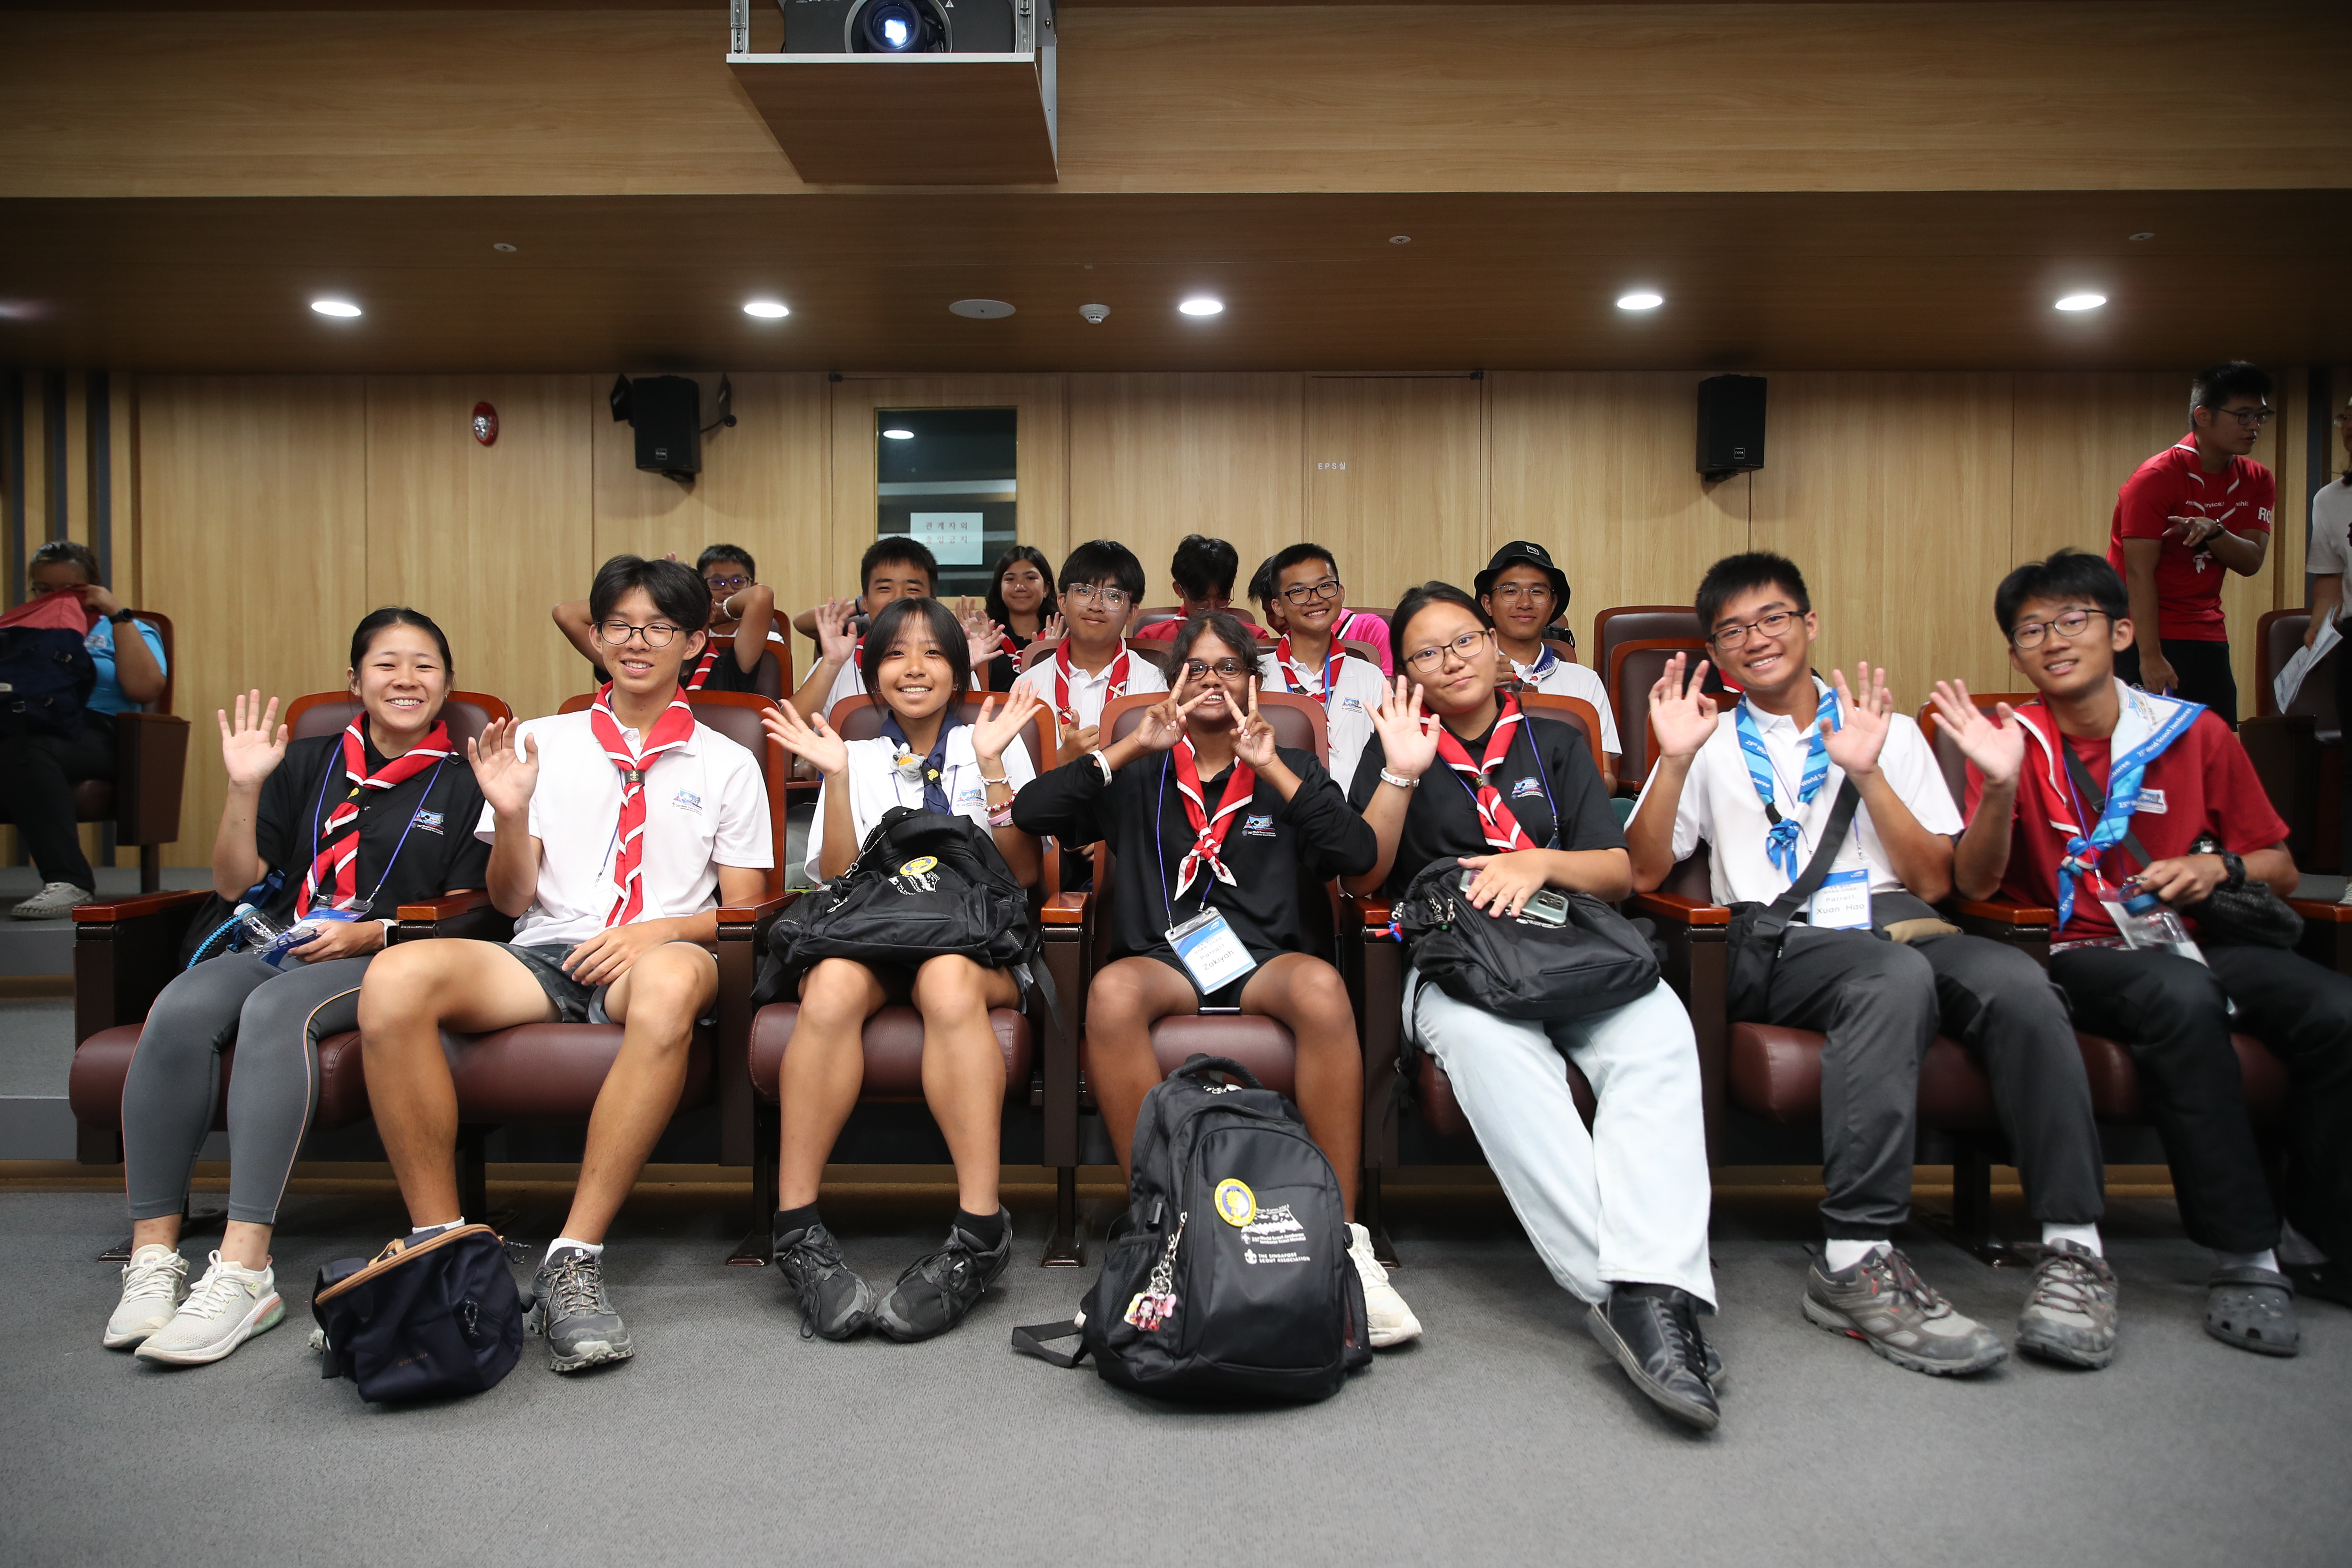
[1276,637,1338,710]
[1439,715,1563,849]
[306,744,444,913]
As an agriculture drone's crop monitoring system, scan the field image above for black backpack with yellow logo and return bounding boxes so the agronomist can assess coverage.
[1013,1054,1370,1403]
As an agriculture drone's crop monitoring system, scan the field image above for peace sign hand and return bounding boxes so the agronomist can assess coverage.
[1822,663,1894,780]
[1647,652,1720,760]
[1928,678,2025,787]
[1132,669,1217,754]
[1234,678,1280,772]
[1369,675,1441,781]
[218,690,289,791]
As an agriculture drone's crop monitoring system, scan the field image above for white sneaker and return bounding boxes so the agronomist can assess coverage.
[135,1252,284,1366]
[10,882,94,919]
[104,1243,189,1349]
[1348,1222,1423,1348]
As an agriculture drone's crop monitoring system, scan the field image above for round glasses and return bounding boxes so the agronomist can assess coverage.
[2010,608,2107,649]
[597,619,685,648]
[1280,577,1344,606]
[1065,583,1132,609]
[1182,657,1253,679]
[1401,628,1492,675]
[1709,609,1801,651]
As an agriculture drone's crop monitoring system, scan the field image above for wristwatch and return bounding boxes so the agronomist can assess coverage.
[110,608,136,624]
[2216,849,2247,889]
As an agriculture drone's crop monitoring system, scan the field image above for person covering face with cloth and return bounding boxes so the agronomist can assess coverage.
[1628,551,2112,1377]
[1347,582,1719,1429]
[1253,543,1388,797]
[757,597,1044,1343]
[1944,548,2352,1354]
[357,555,772,1376]
[1011,611,1421,1348]
[104,609,491,1367]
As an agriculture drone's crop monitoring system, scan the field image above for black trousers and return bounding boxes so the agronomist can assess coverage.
[2335,633,2350,873]
[1750,913,2103,1240]
[0,713,113,889]
[2048,943,2352,1259]
[2116,637,2239,727]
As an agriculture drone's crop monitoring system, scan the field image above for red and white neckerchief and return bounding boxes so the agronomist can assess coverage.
[588,684,698,928]
[1051,641,1131,728]
[1273,635,1338,710]
[1434,695,1534,851]
[296,720,453,917]
[684,644,720,692]
[1170,737,1257,895]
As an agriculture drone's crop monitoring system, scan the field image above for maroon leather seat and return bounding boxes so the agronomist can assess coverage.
[68,1025,379,1142]
[1728,1024,1997,1130]
[2076,1030,2286,1130]
[749,1006,1032,1102]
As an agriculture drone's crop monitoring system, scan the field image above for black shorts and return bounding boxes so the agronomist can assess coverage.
[1140,945,1257,1011]
[502,939,720,1027]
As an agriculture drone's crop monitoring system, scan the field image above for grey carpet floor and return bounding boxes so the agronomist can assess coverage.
[5,1183,2349,1568]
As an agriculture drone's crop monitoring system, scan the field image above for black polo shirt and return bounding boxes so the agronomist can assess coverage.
[251,732,492,922]
[1348,711,1622,901]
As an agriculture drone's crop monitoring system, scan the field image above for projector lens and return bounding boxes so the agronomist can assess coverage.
[883,17,907,46]
[851,0,942,52]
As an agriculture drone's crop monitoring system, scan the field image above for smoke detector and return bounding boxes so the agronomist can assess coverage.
[1079,303,1110,324]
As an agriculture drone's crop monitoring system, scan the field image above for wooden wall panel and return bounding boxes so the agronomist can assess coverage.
[365,376,595,724]
[140,377,369,865]
[1304,377,1482,609]
[1066,373,1304,603]
[1486,372,1752,650]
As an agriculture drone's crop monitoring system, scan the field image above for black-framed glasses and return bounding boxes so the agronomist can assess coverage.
[2010,608,2108,649]
[2205,404,2274,428]
[1401,628,1492,675]
[597,618,684,648]
[1280,576,1344,606]
[1066,583,1132,609]
[703,575,750,593]
[1488,582,1555,605]
[1182,657,1252,679]
[1709,609,1802,651]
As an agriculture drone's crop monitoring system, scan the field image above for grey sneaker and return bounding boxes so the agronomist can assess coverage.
[1804,1245,2008,1376]
[2015,1240,2120,1369]
[774,1220,877,1341]
[2205,1265,2299,1357]
[10,882,93,919]
[875,1210,1013,1342]
[529,1247,634,1372]
[135,1252,283,1366]
[104,1243,189,1349]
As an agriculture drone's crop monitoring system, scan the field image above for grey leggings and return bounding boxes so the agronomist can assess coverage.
[120,952,372,1226]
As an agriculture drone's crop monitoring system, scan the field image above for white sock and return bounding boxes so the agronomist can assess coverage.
[408,1218,464,1240]
[2041,1222,2103,1257]
[1823,1239,1889,1273]
[2277,1221,2328,1267]
[546,1236,605,1262]
[2215,1248,2279,1274]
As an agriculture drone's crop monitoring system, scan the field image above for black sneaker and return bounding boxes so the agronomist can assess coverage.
[774,1221,876,1341]
[529,1247,633,1373]
[1585,1284,1723,1432]
[875,1209,1013,1342]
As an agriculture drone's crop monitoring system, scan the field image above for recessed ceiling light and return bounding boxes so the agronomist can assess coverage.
[1616,291,1664,312]
[2055,292,2107,312]
[310,300,361,318]
[743,300,790,318]
[1179,297,1224,316]
[1389,235,1412,245]
[492,242,517,253]
[882,428,916,440]
[2129,232,2156,242]
[949,298,1016,319]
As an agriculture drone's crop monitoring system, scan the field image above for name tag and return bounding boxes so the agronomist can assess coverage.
[1167,907,1257,994]
[2133,787,2167,815]
[1808,868,1873,930]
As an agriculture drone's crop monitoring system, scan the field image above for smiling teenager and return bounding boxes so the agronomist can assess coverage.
[1010,539,1169,758]
[1253,544,1388,796]
[1627,551,2109,1377]
[756,598,1045,1342]
[104,610,491,1366]
[983,544,1059,692]
[791,538,1006,723]
[1012,611,1421,1348]
[553,544,782,695]
[1474,541,1621,792]
[1347,583,1716,1426]
[355,556,773,1375]
[1942,549,2352,1350]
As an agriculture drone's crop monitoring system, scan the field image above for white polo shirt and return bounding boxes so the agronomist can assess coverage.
[1633,682,1960,908]
[804,727,1037,884]
[478,710,774,949]
[1010,643,1167,732]
[2309,478,2352,607]
[1257,647,1384,791]
[1508,646,1622,756]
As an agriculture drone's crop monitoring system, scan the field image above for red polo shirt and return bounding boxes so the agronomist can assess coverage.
[2105,436,2274,641]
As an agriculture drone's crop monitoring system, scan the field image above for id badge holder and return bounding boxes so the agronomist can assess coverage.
[1807,868,1873,931]
[1167,907,1257,995]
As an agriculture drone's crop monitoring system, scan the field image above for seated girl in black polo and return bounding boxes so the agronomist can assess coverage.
[1011,610,1421,1347]
[105,608,491,1368]
[757,597,1046,1344]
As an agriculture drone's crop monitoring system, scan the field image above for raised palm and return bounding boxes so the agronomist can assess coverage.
[1928,679,2025,786]
[469,718,541,817]
[959,603,1007,672]
[971,688,1042,768]
[761,701,850,778]
[814,598,859,665]
[1821,664,1893,778]
[1647,653,1720,760]
[1369,676,1441,779]
[217,690,288,790]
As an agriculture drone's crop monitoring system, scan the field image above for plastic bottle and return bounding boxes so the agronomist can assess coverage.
[2115,887,2208,967]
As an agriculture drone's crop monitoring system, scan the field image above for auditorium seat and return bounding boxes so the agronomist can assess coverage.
[2243,607,2340,873]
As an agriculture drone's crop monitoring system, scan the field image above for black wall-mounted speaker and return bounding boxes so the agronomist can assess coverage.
[1697,374,1767,481]
[628,375,701,477]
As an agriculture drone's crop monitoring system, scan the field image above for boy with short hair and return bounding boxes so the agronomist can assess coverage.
[357,554,774,1373]
[1010,539,1167,757]
[553,544,782,694]
[793,539,1000,721]
[1475,540,1621,790]
[1133,533,1240,643]
[1252,543,1387,797]
[1942,548,2352,1354]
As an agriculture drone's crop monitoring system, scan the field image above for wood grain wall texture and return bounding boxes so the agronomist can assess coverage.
[72,369,2318,865]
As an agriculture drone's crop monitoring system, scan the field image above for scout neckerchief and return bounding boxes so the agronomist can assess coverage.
[881,711,965,817]
[1168,735,1256,895]
[1273,634,1339,710]
[684,643,721,692]
[296,720,453,918]
[1433,695,1537,851]
[588,683,698,928]
[2011,680,2202,929]
[1735,678,1842,880]
[1051,641,1131,729]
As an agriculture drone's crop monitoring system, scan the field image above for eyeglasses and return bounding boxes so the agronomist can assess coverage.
[1401,628,1493,675]
[1709,609,1803,650]
[1065,583,1132,609]
[1280,576,1344,606]
[1488,582,1555,605]
[2010,608,2108,649]
[2205,405,2274,428]
[1182,658,1253,679]
[597,618,685,648]
[703,575,750,593]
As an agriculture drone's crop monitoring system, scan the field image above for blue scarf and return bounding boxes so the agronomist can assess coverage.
[1734,683,1841,880]
[881,714,963,818]
[2043,696,2203,929]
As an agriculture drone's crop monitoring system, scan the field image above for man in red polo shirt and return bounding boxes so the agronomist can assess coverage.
[2106,361,2276,726]
[1936,549,2352,1360]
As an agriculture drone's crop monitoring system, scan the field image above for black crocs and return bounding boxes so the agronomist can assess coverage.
[2205,1265,2299,1357]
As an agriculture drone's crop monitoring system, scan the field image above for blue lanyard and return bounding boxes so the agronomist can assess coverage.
[1733,688,1839,880]
[306,739,446,913]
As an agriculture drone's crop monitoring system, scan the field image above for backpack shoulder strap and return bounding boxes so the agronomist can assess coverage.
[1011,1317,1089,1369]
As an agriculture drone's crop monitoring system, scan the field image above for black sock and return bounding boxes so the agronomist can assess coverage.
[956,1206,1008,1246]
[773,1203,822,1242]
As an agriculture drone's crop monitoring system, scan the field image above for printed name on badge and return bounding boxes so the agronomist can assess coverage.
[671,790,703,813]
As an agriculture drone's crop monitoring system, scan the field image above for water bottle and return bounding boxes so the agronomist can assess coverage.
[2114,887,2209,967]
[235,903,285,949]
[237,902,345,969]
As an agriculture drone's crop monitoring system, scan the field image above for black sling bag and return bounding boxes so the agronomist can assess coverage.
[1721,778,1862,1020]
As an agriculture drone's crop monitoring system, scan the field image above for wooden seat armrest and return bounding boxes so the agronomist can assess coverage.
[718,893,798,926]
[1348,895,1394,929]
[1631,891,1730,927]
[1953,900,2054,927]
[72,888,212,924]
[2290,898,2352,922]
[1041,891,1089,927]
[395,890,498,921]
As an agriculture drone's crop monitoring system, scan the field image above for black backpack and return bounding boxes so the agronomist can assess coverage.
[1395,858,1660,1022]
[754,806,1038,1004]
[0,621,96,738]
[1013,1055,1371,1403]
[311,1225,525,1402]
